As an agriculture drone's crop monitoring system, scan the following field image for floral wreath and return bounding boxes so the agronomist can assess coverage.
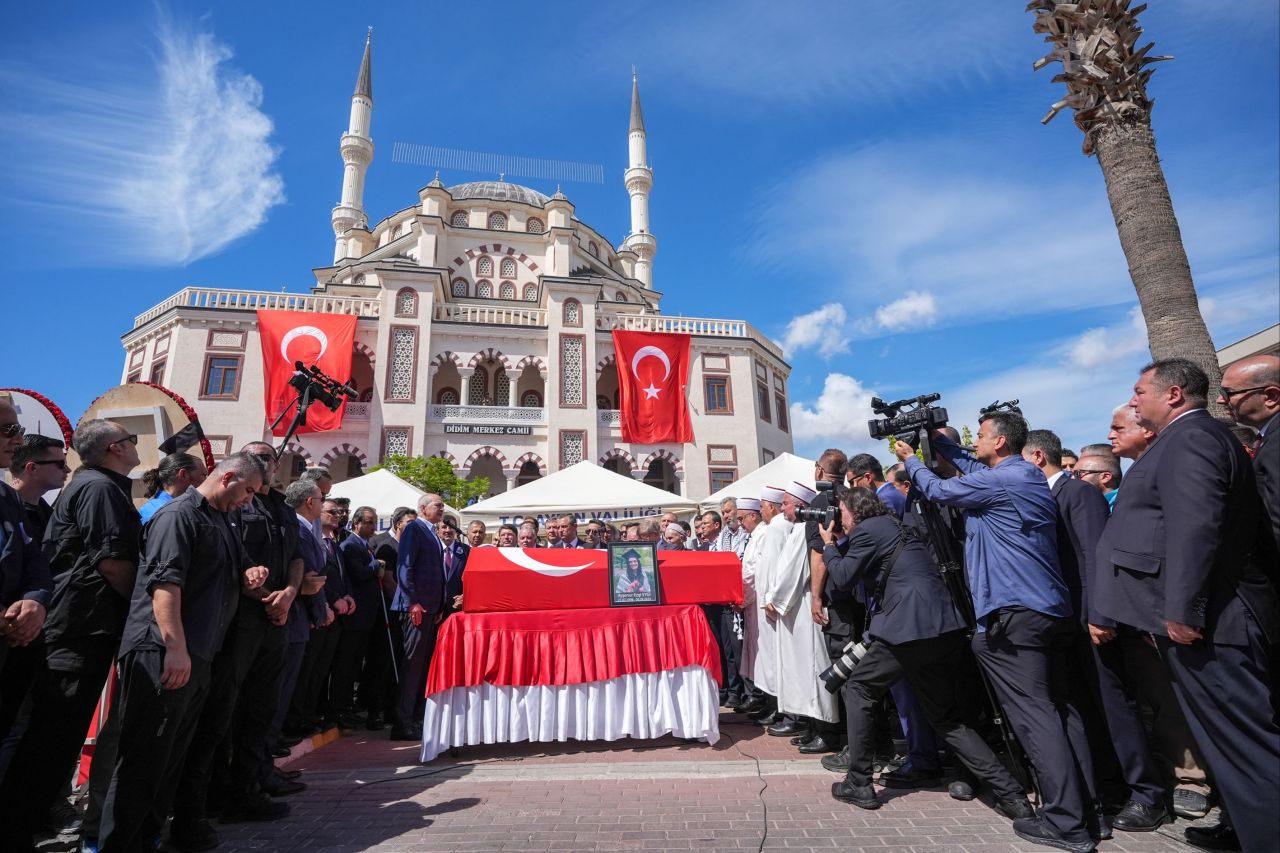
[79,382,217,471]
[0,388,75,447]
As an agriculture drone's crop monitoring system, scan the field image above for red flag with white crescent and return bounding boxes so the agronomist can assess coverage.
[612,330,694,444]
[257,310,357,435]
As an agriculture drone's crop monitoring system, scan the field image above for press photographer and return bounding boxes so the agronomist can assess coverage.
[819,488,1032,817]
[895,410,1101,851]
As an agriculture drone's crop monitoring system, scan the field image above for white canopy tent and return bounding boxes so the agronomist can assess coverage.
[460,461,699,528]
[700,452,815,511]
[326,469,460,530]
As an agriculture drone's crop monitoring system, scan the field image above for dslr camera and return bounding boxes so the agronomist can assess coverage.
[818,639,869,693]
[795,479,844,530]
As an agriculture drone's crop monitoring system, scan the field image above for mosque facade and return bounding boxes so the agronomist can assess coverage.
[119,34,793,500]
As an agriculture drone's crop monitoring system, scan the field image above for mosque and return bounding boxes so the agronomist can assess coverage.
[119,33,793,500]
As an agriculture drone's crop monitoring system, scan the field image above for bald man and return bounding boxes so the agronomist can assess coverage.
[1217,354,1280,550]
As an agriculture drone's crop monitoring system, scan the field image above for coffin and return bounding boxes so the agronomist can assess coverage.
[462,548,743,613]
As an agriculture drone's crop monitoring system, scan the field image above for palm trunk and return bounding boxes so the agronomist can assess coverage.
[1091,119,1226,416]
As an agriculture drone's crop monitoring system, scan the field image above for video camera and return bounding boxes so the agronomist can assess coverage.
[978,399,1022,419]
[867,394,949,445]
[287,361,359,414]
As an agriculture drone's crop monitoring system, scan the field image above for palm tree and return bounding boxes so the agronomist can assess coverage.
[1028,0,1225,412]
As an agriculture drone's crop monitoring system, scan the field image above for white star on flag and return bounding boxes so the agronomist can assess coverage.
[643,384,662,399]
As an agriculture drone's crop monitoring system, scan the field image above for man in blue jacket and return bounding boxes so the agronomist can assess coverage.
[390,493,446,740]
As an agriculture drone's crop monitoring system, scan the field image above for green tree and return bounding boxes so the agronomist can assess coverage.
[371,455,489,507]
[961,425,974,447]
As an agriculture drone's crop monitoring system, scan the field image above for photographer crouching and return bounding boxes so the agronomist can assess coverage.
[819,488,1033,818]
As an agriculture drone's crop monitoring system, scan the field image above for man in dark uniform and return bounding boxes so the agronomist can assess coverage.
[823,488,1033,818]
[437,515,469,617]
[330,505,388,728]
[1097,359,1280,853]
[98,451,268,852]
[390,493,445,740]
[0,402,54,778]
[1217,353,1280,550]
[0,419,140,852]
[897,413,1099,852]
[169,443,303,849]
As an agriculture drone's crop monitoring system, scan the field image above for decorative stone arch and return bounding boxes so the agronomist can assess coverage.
[464,445,509,468]
[353,340,377,366]
[281,442,312,464]
[467,348,511,371]
[320,443,369,467]
[596,353,616,376]
[513,451,547,477]
[432,450,458,466]
[642,449,684,475]
[430,351,462,374]
[449,243,541,278]
[599,447,637,469]
[515,354,547,376]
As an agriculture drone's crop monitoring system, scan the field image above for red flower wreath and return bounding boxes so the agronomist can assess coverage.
[0,388,76,447]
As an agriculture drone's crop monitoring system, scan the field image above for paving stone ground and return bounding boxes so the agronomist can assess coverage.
[206,713,1204,853]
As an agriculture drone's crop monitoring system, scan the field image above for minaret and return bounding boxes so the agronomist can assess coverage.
[622,69,657,288]
[332,29,374,263]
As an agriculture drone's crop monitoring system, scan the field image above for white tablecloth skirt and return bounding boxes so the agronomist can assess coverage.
[420,664,721,762]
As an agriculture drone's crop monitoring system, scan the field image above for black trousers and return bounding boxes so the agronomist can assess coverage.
[971,608,1094,841]
[703,604,743,700]
[394,612,439,732]
[288,622,341,731]
[1089,629,1169,809]
[0,638,116,836]
[0,642,44,778]
[329,623,378,718]
[173,609,286,825]
[1157,618,1280,853]
[358,616,394,717]
[266,639,308,762]
[82,682,123,842]
[100,649,212,853]
[1062,627,1131,808]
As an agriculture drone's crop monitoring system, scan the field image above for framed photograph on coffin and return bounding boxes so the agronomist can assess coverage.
[608,542,660,606]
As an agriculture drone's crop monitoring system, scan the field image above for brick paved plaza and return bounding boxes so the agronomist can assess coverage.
[207,713,1206,853]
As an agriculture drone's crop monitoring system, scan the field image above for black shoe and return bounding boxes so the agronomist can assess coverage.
[790,732,813,746]
[753,711,782,727]
[831,779,880,810]
[389,727,420,741]
[279,734,305,748]
[735,697,765,714]
[271,745,291,758]
[365,714,386,731]
[821,746,851,773]
[168,818,220,852]
[1184,823,1241,851]
[766,719,805,737]
[277,769,303,781]
[798,735,838,755]
[260,774,307,797]
[44,798,83,835]
[948,779,975,801]
[1172,789,1211,820]
[1111,800,1172,833]
[1012,816,1096,853]
[994,796,1035,820]
[880,763,942,789]
[218,792,290,823]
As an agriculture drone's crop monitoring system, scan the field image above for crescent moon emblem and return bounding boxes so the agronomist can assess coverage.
[498,547,596,577]
[280,326,330,362]
[630,346,671,382]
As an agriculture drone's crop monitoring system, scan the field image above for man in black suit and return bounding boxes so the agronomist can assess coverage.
[1096,358,1280,853]
[821,488,1033,820]
[436,516,469,616]
[1024,430,1170,832]
[1217,354,1280,551]
[329,506,387,728]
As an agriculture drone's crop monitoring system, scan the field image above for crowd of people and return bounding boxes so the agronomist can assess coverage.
[0,353,1276,853]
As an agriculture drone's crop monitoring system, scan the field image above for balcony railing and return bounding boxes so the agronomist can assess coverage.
[345,402,371,419]
[434,304,547,327]
[429,405,547,425]
[596,311,784,361]
[597,409,621,426]
[133,287,381,329]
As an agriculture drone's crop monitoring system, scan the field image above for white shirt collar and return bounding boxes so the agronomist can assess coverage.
[1046,470,1067,490]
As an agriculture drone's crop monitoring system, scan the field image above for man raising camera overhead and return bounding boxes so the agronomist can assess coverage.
[894,413,1101,853]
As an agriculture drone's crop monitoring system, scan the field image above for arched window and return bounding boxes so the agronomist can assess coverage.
[615,292,628,302]
[523,284,538,301]
[526,217,544,234]
[494,371,511,406]
[477,256,493,276]
[588,241,599,257]
[563,298,582,327]
[500,282,516,300]
[500,258,517,278]
[451,279,468,297]
[521,390,543,407]
[488,212,507,230]
[467,371,488,405]
[394,288,418,318]
[476,280,492,298]
[450,211,469,227]
[437,387,459,405]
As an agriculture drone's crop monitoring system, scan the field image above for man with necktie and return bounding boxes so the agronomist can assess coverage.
[436,516,469,616]
[330,506,387,728]
[390,493,446,740]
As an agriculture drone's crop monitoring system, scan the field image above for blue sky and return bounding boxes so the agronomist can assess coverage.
[3,1,1277,462]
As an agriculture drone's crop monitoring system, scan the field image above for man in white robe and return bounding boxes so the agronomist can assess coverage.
[744,487,791,724]
[765,481,838,729]
[735,498,765,702]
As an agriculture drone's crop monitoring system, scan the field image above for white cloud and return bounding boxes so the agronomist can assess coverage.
[6,14,284,266]
[781,303,849,357]
[875,291,937,331]
[1065,307,1148,368]
[789,373,883,456]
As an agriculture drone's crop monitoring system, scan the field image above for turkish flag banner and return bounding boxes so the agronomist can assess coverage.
[612,330,694,444]
[257,310,357,435]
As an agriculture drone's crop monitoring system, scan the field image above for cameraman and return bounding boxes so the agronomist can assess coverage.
[822,488,1031,817]
[895,414,1098,851]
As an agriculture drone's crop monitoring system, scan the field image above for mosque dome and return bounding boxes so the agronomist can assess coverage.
[447,181,551,208]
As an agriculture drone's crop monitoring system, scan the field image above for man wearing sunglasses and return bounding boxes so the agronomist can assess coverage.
[0,419,141,850]
[1217,354,1280,552]
[8,435,69,545]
